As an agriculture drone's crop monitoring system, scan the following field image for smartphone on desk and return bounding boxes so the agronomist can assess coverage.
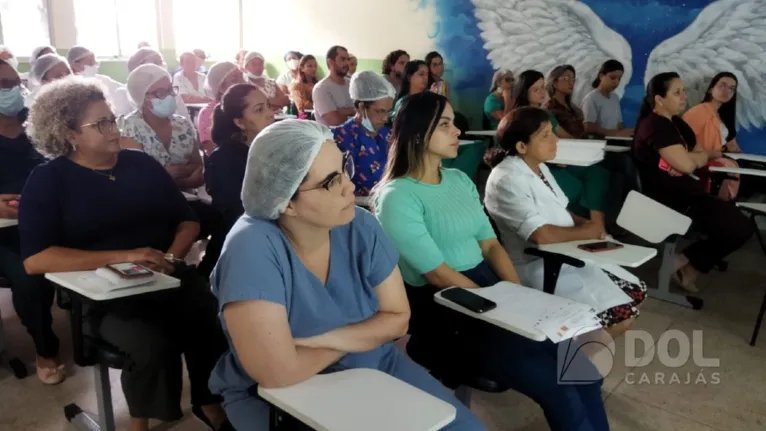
[577,241,624,253]
[106,263,154,279]
[441,288,497,313]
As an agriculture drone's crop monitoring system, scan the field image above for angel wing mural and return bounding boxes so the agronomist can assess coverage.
[472,0,633,107]
[465,0,766,140]
[644,0,766,131]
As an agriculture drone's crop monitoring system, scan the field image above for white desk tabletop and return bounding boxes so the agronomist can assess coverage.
[538,240,657,268]
[0,218,18,229]
[605,145,630,153]
[737,202,766,215]
[46,271,181,301]
[258,368,456,431]
[725,153,766,163]
[605,136,632,141]
[710,166,766,178]
[434,282,547,341]
[547,158,601,167]
[458,139,481,146]
[463,130,496,136]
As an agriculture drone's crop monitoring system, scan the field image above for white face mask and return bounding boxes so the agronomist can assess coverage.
[286,59,300,70]
[150,95,177,118]
[81,64,99,77]
[245,71,264,81]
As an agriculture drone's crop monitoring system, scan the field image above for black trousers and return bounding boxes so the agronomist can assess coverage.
[188,200,223,278]
[601,152,639,225]
[684,196,753,273]
[98,265,227,421]
[0,230,59,358]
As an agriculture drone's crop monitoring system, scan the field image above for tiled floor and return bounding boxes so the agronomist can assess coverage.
[2,237,766,430]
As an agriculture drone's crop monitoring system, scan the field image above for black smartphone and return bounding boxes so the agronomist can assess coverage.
[442,288,497,313]
[576,241,624,253]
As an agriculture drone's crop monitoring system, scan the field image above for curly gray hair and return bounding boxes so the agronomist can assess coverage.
[26,76,106,158]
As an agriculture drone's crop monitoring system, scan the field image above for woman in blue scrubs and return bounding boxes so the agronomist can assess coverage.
[208,119,485,430]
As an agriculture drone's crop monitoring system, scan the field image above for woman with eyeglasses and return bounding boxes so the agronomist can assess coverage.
[18,76,231,431]
[374,92,609,431]
[208,119,485,430]
[683,72,742,200]
[484,69,514,130]
[547,65,585,138]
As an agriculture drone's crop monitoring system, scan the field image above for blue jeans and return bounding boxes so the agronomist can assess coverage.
[409,261,610,431]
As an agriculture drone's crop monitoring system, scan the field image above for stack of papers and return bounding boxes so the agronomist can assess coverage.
[76,268,158,294]
[468,282,602,342]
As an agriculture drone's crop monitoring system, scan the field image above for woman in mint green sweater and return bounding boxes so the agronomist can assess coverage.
[374,92,610,431]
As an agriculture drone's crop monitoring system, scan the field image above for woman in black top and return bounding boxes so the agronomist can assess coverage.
[633,72,752,292]
[0,57,60,384]
[203,83,273,274]
[19,77,231,431]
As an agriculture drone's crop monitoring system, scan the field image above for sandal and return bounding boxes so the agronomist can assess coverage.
[36,361,66,385]
[192,405,235,431]
[672,269,698,293]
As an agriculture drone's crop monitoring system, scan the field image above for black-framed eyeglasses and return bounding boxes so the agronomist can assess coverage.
[299,151,355,193]
[82,117,119,135]
[148,86,179,99]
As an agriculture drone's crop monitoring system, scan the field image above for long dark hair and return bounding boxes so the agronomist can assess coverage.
[547,65,576,109]
[382,50,409,75]
[703,72,737,141]
[485,107,551,167]
[379,92,449,183]
[592,59,625,89]
[425,51,443,90]
[510,70,545,110]
[211,83,260,146]
[298,55,318,84]
[637,72,680,127]
[395,60,428,101]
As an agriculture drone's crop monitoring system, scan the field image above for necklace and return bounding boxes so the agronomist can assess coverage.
[91,169,116,181]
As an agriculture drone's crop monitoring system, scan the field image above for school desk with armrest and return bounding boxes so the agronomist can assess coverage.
[45,271,181,431]
[257,368,457,431]
[735,202,766,346]
[616,191,699,309]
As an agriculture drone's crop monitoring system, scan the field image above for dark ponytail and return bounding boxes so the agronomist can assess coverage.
[636,72,680,128]
[484,107,551,168]
[210,83,259,147]
[592,59,625,88]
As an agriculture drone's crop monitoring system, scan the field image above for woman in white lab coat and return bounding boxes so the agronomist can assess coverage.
[484,107,646,337]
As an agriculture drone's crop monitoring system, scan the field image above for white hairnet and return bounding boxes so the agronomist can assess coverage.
[204,61,239,98]
[30,53,68,83]
[242,120,333,220]
[0,46,18,70]
[30,45,55,64]
[127,64,171,107]
[350,71,396,101]
[66,46,92,64]
[128,47,163,72]
[244,51,264,66]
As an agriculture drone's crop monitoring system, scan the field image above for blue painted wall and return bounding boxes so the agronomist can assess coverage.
[423,0,765,154]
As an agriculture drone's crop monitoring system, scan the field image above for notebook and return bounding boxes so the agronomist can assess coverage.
[75,268,158,294]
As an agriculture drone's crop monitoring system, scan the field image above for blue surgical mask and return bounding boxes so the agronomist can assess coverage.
[150,95,177,118]
[361,109,376,133]
[0,85,25,116]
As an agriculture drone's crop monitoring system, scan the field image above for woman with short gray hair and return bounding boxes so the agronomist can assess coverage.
[19,76,231,431]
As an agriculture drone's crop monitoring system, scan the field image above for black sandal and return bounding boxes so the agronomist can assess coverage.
[192,405,235,431]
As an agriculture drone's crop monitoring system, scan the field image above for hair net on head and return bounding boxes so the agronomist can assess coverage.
[242,120,333,220]
[30,45,55,64]
[243,51,264,66]
[0,45,18,70]
[30,54,67,83]
[67,46,92,64]
[127,47,162,72]
[350,71,396,101]
[204,61,239,98]
[127,64,171,107]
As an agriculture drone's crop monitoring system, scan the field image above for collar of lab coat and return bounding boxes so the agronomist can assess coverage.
[505,156,569,209]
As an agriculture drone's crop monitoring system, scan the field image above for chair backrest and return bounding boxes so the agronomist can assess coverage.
[617,191,691,243]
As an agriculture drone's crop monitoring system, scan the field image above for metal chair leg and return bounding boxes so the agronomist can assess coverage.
[64,364,115,431]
